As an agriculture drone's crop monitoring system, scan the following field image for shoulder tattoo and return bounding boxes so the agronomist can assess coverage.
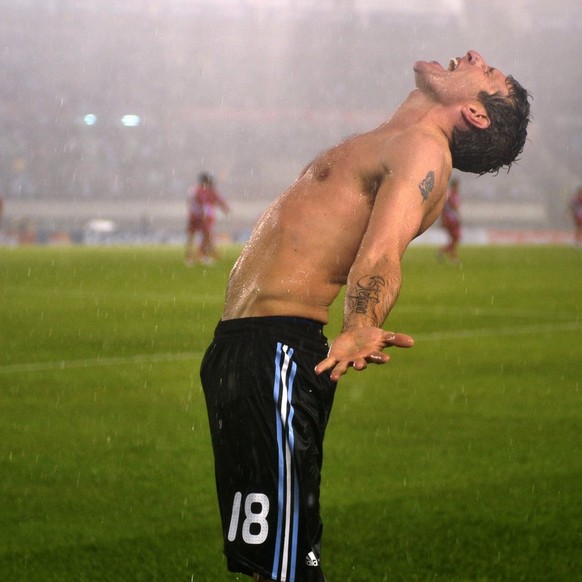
[418,171,435,203]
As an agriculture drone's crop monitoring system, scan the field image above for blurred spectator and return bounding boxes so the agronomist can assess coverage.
[438,177,462,263]
[185,173,229,265]
[569,185,582,246]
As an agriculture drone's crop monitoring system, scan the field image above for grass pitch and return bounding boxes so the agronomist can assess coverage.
[1,244,581,581]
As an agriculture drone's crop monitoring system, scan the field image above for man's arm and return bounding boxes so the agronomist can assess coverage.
[316,133,450,380]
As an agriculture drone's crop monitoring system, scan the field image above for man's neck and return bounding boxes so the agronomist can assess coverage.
[382,89,455,141]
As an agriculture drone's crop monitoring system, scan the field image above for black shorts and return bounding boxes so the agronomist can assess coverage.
[200,316,336,582]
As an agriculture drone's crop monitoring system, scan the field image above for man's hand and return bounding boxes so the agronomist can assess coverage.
[314,327,414,382]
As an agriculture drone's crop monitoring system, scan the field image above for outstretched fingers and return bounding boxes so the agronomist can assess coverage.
[386,331,415,348]
[314,328,414,381]
[317,355,387,382]
[314,355,344,378]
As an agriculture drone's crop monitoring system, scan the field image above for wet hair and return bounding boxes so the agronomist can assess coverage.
[198,172,213,186]
[450,76,531,175]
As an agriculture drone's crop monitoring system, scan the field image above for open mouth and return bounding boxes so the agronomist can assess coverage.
[448,57,460,71]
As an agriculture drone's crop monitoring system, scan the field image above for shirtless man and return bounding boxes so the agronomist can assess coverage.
[201,50,530,582]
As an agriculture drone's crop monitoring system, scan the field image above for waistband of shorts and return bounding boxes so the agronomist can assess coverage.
[214,316,325,339]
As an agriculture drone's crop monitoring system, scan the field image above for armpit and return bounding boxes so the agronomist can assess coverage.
[359,164,391,207]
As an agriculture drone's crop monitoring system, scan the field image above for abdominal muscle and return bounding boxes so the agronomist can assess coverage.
[222,164,373,324]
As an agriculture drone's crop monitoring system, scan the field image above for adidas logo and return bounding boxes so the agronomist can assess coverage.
[305,551,319,567]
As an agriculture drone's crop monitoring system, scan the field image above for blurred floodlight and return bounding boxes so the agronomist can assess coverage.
[85,219,117,233]
[83,113,97,126]
[121,114,141,127]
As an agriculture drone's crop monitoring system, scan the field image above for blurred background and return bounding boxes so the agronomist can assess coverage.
[1,0,581,245]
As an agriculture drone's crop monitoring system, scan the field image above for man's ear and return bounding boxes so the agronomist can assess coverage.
[461,102,490,130]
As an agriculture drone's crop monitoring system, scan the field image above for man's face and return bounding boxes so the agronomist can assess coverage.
[414,50,509,103]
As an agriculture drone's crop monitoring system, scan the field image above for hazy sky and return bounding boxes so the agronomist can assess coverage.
[3,0,582,231]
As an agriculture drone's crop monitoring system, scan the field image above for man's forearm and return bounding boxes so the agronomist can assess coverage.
[342,268,402,330]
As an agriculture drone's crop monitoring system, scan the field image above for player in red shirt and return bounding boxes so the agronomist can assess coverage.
[569,186,582,247]
[185,173,229,265]
[439,177,462,263]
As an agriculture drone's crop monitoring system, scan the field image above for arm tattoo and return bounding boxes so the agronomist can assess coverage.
[419,170,435,203]
[346,275,386,317]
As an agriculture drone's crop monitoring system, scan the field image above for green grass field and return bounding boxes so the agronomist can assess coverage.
[1,244,581,581]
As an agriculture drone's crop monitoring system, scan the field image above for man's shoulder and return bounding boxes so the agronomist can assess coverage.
[384,126,451,173]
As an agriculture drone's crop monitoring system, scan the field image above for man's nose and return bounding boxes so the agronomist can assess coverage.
[467,50,487,70]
